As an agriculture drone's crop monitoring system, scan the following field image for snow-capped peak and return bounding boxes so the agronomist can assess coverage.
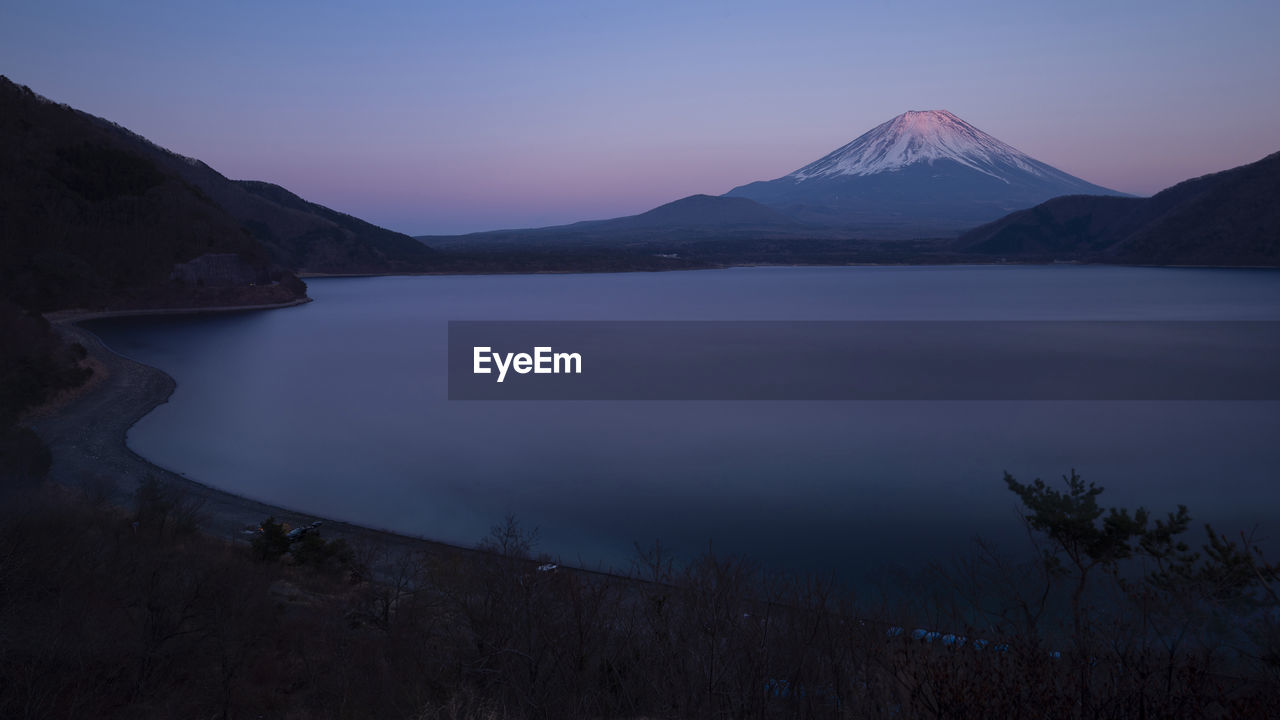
[788,110,1050,184]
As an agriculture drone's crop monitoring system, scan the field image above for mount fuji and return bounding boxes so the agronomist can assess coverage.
[725,110,1128,237]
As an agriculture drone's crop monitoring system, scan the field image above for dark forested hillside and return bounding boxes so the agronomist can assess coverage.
[0,77,297,312]
[958,151,1280,265]
[70,95,436,276]
[0,75,436,315]
[233,180,434,272]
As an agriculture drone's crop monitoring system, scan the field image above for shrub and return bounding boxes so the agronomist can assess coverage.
[251,516,291,561]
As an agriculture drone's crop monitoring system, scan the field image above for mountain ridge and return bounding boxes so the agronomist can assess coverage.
[0,75,437,312]
[418,194,819,250]
[958,151,1280,265]
[73,110,435,275]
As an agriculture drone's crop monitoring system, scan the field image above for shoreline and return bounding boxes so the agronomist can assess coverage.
[296,261,1280,280]
[30,300,494,577]
[42,295,313,324]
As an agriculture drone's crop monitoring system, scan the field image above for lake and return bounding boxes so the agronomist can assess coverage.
[88,266,1280,580]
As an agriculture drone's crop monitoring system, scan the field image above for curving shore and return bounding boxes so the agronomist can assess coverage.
[29,300,477,570]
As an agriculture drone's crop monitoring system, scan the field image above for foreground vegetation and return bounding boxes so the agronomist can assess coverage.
[1,471,1277,720]
[0,303,93,484]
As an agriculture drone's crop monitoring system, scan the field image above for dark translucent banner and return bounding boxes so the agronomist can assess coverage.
[447,321,1280,401]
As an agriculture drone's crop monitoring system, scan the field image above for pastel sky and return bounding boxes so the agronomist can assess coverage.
[4,0,1278,235]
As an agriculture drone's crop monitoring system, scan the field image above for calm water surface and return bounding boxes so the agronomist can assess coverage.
[89,266,1280,579]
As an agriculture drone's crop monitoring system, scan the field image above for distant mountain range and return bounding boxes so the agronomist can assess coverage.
[419,194,826,251]
[426,110,1129,248]
[424,111,1277,267]
[0,76,434,312]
